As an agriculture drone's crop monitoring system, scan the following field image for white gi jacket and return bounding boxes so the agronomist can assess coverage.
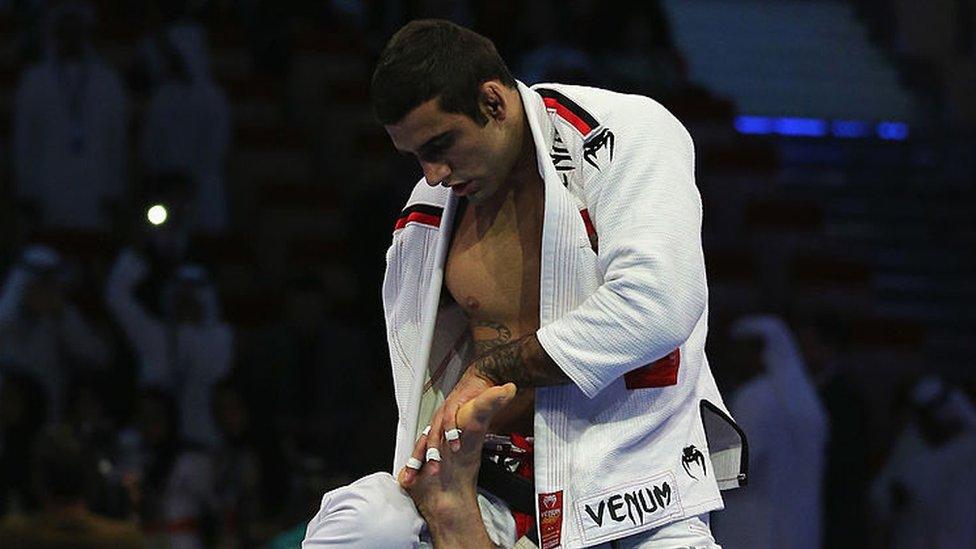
[382,81,746,548]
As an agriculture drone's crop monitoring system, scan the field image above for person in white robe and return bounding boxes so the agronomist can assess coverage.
[870,376,976,548]
[105,247,233,449]
[139,22,230,234]
[712,315,829,549]
[0,244,111,420]
[12,1,127,230]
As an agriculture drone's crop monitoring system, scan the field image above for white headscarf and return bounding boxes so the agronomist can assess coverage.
[730,314,829,430]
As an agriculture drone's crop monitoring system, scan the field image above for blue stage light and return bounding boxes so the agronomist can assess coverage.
[735,115,909,141]
[775,117,828,137]
[734,116,775,134]
[831,120,871,138]
[877,121,909,140]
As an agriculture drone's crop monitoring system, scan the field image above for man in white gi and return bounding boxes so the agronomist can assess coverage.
[304,20,746,548]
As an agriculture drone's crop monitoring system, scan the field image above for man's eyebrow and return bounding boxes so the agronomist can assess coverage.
[415,131,453,157]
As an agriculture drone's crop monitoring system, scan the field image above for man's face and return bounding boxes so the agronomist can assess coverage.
[385,97,514,204]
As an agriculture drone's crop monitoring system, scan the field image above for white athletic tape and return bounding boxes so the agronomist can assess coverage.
[425,448,442,462]
[444,428,462,441]
[421,425,431,437]
[406,457,423,470]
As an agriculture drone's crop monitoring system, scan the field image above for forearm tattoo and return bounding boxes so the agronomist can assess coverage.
[472,320,512,356]
[473,333,569,388]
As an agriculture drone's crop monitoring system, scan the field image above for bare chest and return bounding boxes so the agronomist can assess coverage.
[444,185,544,333]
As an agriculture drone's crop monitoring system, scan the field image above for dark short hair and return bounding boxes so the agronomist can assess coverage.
[371,19,516,126]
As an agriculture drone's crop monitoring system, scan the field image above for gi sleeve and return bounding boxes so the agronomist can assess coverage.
[536,99,707,398]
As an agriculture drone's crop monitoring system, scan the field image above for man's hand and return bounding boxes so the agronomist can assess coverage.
[398,383,517,549]
[411,333,569,467]
[422,365,495,465]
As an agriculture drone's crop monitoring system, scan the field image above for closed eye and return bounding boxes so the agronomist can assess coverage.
[417,133,455,163]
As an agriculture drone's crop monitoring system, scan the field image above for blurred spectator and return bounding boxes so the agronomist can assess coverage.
[870,377,976,548]
[0,371,48,515]
[62,375,132,520]
[106,248,233,449]
[211,375,288,546]
[0,245,112,420]
[797,314,870,548]
[138,20,231,234]
[712,315,829,549]
[0,426,143,548]
[115,388,216,548]
[12,1,128,231]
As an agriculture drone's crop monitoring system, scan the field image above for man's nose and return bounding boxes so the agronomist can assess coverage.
[420,161,451,186]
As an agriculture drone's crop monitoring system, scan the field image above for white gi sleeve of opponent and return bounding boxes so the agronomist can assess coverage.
[303,473,425,548]
[302,473,516,548]
[537,98,706,398]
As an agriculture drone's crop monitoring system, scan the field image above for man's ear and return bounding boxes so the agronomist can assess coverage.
[479,81,507,121]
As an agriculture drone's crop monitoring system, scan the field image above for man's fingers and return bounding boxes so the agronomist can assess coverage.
[426,409,444,463]
[457,383,517,432]
[443,398,462,452]
[401,424,431,487]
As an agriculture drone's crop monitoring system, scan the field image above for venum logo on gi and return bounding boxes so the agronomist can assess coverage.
[576,472,682,543]
[583,482,670,527]
[538,491,564,549]
[681,445,707,480]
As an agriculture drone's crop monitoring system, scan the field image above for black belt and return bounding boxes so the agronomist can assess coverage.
[477,454,535,516]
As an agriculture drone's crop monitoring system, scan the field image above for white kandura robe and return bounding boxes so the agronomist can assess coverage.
[0,264,111,420]
[140,23,230,233]
[870,392,976,548]
[105,249,233,448]
[713,315,829,549]
[12,14,127,229]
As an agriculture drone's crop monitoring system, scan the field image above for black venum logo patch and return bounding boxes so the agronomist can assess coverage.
[681,445,707,480]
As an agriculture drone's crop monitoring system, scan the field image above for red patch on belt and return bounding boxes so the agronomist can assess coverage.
[538,490,564,549]
[624,349,681,389]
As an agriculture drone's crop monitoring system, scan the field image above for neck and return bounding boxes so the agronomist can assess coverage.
[508,98,537,182]
[474,116,538,213]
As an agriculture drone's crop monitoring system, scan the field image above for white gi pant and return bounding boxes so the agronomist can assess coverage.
[302,472,720,548]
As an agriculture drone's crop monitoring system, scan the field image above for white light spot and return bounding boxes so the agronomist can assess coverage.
[147,204,168,225]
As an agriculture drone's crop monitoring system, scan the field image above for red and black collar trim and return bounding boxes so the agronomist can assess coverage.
[536,87,600,138]
[394,203,443,231]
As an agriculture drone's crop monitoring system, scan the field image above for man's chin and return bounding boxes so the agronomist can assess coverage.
[462,182,497,204]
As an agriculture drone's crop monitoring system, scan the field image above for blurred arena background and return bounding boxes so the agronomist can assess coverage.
[0,0,973,547]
